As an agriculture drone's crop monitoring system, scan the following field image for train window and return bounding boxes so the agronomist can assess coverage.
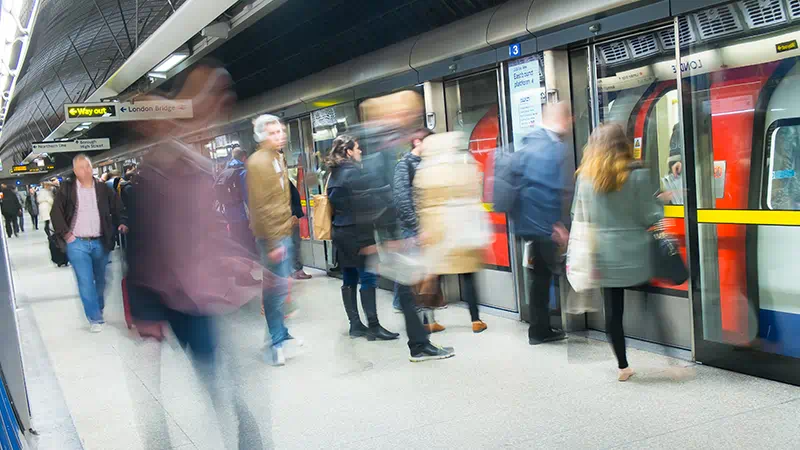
[766,124,800,210]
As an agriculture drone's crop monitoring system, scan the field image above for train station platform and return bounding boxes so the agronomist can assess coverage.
[8,230,800,450]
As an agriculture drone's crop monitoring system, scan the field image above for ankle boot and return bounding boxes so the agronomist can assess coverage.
[360,288,399,341]
[341,286,367,338]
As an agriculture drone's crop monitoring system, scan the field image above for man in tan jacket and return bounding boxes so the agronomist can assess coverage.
[247,114,299,366]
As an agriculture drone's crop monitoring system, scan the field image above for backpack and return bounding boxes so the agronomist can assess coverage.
[214,166,245,205]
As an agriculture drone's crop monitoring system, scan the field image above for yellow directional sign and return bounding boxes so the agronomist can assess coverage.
[66,105,116,120]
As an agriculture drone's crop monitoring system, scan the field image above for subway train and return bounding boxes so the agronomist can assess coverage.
[64,0,800,380]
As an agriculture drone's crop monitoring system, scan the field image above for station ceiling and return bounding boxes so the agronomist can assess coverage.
[1,0,505,172]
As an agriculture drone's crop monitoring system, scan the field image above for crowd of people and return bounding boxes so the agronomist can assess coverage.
[18,61,682,390]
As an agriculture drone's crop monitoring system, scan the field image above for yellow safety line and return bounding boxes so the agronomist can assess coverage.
[664,205,684,218]
[697,209,800,226]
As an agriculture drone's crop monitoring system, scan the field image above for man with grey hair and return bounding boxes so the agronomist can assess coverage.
[247,114,300,365]
[51,154,126,332]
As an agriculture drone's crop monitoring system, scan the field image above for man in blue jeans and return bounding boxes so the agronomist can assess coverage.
[51,154,126,332]
[247,114,300,366]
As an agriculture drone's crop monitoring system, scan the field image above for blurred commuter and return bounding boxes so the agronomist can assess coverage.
[215,146,256,254]
[37,182,55,237]
[391,128,431,313]
[51,154,126,332]
[1,183,21,238]
[248,114,302,366]
[659,123,684,205]
[495,102,572,345]
[16,187,26,233]
[354,90,454,362]
[105,169,121,191]
[415,131,488,334]
[328,135,399,341]
[289,180,311,280]
[25,188,39,230]
[575,123,663,381]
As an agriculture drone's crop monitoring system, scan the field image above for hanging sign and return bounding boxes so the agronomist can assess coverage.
[31,138,111,153]
[65,100,193,124]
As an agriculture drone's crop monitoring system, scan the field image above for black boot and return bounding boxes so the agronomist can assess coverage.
[342,286,368,338]
[360,288,399,341]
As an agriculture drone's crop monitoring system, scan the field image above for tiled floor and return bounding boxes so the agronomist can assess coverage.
[9,230,800,449]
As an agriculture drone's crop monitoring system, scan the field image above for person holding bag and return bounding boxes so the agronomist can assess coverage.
[574,123,663,382]
[327,135,399,341]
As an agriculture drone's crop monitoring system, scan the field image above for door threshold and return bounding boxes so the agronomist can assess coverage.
[573,330,693,362]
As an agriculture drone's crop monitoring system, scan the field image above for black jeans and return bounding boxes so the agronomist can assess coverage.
[44,220,52,237]
[30,214,38,230]
[292,222,303,272]
[17,214,24,232]
[461,273,481,322]
[3,213,18,237]
[603,287,628,369]
[527,237,558,339]
[396,282,430,354]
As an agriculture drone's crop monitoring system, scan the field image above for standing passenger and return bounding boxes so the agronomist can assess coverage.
[1,183,21,238]
[289,180,311,280]
[25,188,39,230]
[15,187,26,233]
[51,154,126,332]
[498,102,572,345]
[37,182,55,237]
[574,123,663,381]
[215,146,255,254]
[328,135,399,341]
[248,114,301,366]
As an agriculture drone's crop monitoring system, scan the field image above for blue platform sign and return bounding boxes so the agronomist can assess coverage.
[509,43,521,58]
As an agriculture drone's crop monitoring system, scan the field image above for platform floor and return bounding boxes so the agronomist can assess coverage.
[8,228,800,449]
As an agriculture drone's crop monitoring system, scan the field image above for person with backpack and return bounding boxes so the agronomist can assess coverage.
[216,147,255,254]
[493,102,573,345]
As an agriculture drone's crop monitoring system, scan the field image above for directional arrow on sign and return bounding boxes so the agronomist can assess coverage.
[121,107,127,112]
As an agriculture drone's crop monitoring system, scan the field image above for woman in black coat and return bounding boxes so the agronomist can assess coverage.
[327,135,398,341]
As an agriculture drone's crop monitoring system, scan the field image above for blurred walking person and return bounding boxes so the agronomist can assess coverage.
[25,188,39,230]
[495,102,572,345]
[574,123,663,381]
[15,187,26,233]
[1,183,21,238]
[248,114,302,366]
[215,146,256,255]
[51,154,126,332]
[37,182,55,237]
[414,131,489,333]
[328,135,399,341]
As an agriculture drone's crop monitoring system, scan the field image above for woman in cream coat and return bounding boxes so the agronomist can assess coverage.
[414,131,489,333]
[37,182,56,237]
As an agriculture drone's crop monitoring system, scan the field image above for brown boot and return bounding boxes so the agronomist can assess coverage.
[424,322,446,333]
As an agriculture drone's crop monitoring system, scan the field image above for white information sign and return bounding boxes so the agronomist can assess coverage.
[508,55,545,150]
[64,100,194,124]
[31,138,111,153]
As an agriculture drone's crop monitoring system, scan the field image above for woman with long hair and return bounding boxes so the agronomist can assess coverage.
[327,135,399,341]
[574,123,663,381]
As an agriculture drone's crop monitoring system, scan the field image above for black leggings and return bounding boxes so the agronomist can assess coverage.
[44,220,52,237]
[30,214,38,230]
[603,287,628,369]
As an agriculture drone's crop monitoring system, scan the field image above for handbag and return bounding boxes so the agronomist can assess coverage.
[312,174,333,240]
[566,181,596,293]
[651,221,688,285]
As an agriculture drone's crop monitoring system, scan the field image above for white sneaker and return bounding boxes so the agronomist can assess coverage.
[272,346,286,366]
[89,323,104,333]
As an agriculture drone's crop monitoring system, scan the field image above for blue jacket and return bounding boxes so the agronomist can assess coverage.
[222,158,249,223]
[497,127,570,238]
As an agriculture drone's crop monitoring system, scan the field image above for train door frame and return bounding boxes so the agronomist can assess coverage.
[436,67,521,318]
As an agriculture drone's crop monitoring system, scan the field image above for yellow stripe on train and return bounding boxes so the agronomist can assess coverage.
[697,209,800,226]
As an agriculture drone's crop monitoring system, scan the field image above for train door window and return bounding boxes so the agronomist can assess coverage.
[766,123,800,210]
[310,103,358,194]
[680,0,800,373]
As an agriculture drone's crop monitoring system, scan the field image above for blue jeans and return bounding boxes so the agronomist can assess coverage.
[258,236,293,348]
[342,267,377,289]
[66,238,109,324]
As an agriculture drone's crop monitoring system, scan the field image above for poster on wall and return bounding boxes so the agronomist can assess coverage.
[508,55,545,150]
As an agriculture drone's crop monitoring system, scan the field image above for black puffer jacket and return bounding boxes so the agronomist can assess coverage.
[392,152,421,236]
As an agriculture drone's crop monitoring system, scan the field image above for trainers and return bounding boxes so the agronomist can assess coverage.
[291,270,312,280]
[409,343,455,362]
[89,323,104,333]
[272,346,286,366]
[424,322,446,333]
[472,321,488,333]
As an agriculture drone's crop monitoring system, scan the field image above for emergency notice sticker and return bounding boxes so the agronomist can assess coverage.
[633,137,643,160]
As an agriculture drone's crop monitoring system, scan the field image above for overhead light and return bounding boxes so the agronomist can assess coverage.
[153,52,189,73]
[148,72,167,79]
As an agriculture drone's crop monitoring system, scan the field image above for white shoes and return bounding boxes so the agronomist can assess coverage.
[89,323,104,333]
[272,346,286,366]
[270,337,304,366]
